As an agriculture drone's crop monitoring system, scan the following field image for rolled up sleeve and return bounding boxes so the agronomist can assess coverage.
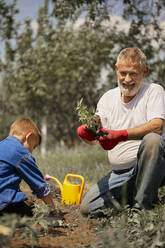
[16,154,51,198]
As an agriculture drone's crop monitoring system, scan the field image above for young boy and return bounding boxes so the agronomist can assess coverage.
[0,118,57,217]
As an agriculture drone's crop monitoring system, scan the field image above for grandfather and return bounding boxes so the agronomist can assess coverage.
[78,47,165,215]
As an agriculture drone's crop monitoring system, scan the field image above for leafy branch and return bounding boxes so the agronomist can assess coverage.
[76,98,100,132]
[76,98,108,137]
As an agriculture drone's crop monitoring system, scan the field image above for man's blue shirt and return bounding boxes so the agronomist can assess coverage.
[0,136,50,211]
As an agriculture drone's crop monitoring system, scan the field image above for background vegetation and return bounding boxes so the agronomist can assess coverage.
[34,144,109,182]
[24,146,165,248]
[0,0,164,155]
[0,1,165,247]
[1,146,165,247]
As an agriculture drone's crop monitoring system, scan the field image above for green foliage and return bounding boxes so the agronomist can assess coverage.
[34,147,165,248]
[92,198,165,248]
[0,0,165,147]
[0,213,38,248]
[0,0,19,40]
[76,98,99,132]
[76,98,109,138]
[34,144,109,183]
[51,0,109,22]
[1,147,165,247]
[16,19,33,56]
[2,8,115,144]
[0,203,58,248]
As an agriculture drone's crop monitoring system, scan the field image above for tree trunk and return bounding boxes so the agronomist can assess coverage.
[40,116,47,157]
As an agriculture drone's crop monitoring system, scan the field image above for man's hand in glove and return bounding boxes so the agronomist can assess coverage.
[77,125,99,145]
[98,129,128,150]
[77,125,96,141]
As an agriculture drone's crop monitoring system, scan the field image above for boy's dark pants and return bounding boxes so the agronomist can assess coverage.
[0,201,34,217]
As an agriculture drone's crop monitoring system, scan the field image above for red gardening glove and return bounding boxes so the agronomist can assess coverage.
[98,129,128,150]
[77,125,96,141]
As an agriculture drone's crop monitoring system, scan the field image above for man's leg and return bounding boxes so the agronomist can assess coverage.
[80,167,136,215]
[133,133,165,210]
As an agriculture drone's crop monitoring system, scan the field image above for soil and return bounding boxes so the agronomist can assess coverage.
[9,184,99,248]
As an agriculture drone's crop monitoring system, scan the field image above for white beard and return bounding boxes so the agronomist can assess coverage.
[118,80,142,97]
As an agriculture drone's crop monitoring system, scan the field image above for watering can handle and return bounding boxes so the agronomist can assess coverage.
[65,174,85,203]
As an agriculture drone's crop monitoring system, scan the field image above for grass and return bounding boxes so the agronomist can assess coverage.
[91,199,165,248]
[1,144,165,247]
[34,144,110,184]
[34,144,165,248]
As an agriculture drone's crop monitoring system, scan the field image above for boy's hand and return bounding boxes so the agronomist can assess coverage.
[46,214,64,227]
[97,129,128,150]
[46,208,66,227]
[77,125,96,141]
[49,209,59,217]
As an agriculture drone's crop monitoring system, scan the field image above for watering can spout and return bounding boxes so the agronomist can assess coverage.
[45,174,63,194]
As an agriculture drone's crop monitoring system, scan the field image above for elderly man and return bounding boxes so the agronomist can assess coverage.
[78,47,165,215]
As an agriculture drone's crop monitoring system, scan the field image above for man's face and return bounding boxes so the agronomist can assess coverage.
[115,58,148,97]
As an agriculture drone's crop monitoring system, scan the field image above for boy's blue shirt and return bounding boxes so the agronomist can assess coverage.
[0,136,50,211]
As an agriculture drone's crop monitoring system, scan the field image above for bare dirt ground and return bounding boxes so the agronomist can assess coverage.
[9,184,99,248]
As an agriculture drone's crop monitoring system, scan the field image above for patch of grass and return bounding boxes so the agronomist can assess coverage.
[0,203,51,248]
[2,145,165,248]
[90,195,165,248]
[34,144,110,183]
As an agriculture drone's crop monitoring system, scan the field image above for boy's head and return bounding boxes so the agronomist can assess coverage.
[9,118,41,153]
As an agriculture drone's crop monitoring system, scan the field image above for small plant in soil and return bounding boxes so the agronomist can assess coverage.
[76,98,108,138]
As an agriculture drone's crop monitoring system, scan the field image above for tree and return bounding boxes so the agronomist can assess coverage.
[1,0,165,151]
[0,0,19,40]
[7,19,117,150]
[0,0,20,139]
[51,0,165,87]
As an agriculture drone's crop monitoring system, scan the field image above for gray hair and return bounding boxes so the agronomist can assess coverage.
[116,47,147,68]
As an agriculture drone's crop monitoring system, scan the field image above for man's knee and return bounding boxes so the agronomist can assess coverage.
[142,133,162,153]
[80,184,101,215]
[80,193,95,215]
[143,132,161,143]
[80,201,90,215]
[80,198,105,216]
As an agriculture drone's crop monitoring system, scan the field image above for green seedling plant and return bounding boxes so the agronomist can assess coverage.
[0,203,58,248]
[0,213,39,248]
[76,98,108,138]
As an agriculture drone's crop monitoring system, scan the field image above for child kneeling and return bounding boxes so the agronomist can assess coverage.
[0,118,56,217]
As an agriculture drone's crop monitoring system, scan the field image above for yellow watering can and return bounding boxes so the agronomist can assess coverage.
[45,174,85,205]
